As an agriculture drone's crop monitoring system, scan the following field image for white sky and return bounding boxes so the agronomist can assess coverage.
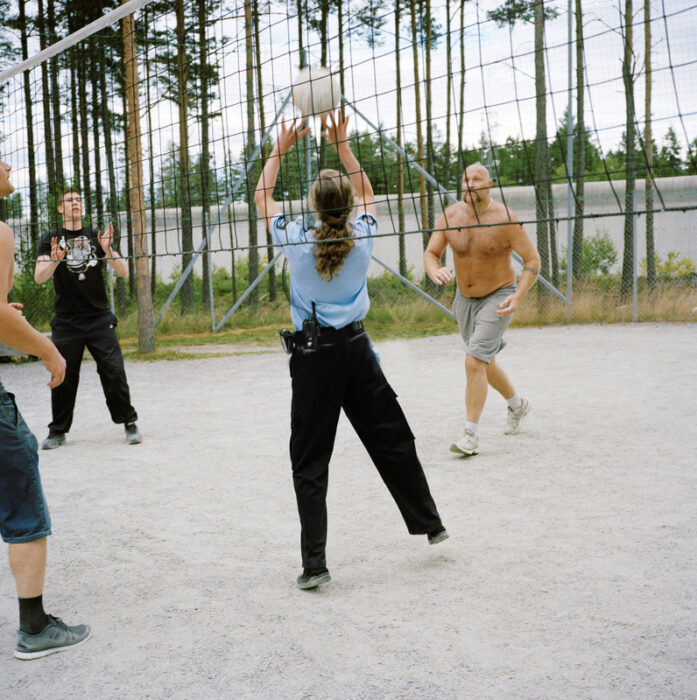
[1,0,696,192]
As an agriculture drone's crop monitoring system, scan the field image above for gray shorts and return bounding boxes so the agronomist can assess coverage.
[452,285,516,363]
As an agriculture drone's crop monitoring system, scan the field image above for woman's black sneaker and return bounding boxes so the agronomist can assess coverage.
[296,568,331,589]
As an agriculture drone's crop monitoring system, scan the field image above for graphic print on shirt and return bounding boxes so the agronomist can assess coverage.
[60,234,98,281]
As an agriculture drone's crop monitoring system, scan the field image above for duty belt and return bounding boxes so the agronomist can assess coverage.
[279,321,365,354]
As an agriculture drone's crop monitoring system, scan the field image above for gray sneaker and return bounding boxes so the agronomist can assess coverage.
[505,398,531,435]
[41,431,65,450]
[15,615,91,660]
[450,429,479,456]
[125,422,142,445]
[296,568,331,590]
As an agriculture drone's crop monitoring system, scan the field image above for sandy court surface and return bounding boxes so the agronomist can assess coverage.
[1,323,695,698]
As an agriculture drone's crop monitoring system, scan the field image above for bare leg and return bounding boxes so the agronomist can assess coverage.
[485,356,515,400]
[465,355,489,422]
[9,539,47,598]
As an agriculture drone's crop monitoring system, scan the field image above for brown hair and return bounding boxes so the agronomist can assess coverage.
[59,188,81,204]
[309,169,355,281]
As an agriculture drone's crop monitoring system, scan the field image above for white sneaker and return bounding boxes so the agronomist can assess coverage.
[450,429,479,456]
[505,398,531,435]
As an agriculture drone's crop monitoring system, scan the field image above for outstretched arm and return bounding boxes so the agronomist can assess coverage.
[254,118,311,229]
[1,223,66,387]
[321,110,375,216]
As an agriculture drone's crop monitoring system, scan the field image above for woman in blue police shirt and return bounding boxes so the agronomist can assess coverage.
[255,111,448,590]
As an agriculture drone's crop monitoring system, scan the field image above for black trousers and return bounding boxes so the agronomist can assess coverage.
[289,329,443,570]
[49,321,137,434]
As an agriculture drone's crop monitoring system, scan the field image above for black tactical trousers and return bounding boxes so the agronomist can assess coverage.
[49,320,137,434]
[288,328,443,571]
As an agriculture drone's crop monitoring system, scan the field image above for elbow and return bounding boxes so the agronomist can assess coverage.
[253,191,265,211]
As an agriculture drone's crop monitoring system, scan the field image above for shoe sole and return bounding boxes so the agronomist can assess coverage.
[428,531,450,545]
[449,443,478,456]
[41,440,65,450]
[504,403,531,435]
[15,628,92,660]
[297,572,331,590]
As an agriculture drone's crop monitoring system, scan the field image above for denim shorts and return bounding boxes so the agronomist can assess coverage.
[0,381,52,544]
[452,285,516,363]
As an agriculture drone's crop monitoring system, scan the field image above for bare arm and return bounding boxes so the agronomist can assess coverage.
[321,110,375,216]
[1,223,65,387]
[423,209,455,285]
[496,220,541,317]
[254,118,311,230]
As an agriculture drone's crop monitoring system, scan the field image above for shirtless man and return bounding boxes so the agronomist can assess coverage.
[424,162,541,456]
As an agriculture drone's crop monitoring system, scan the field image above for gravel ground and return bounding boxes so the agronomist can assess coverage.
[1,323,695,699]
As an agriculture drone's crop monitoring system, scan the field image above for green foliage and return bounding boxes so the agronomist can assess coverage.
[561,230,618,276]
[488,0,559,26]
[641,252,696,279]
[8,266,56,328]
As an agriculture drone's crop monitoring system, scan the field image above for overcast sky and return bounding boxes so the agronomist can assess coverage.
[1,0,696,192]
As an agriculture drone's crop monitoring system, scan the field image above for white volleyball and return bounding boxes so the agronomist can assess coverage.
[292,66,341,117]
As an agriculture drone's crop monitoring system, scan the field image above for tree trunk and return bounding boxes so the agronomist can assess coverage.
[534,0,550,304]
[99,62,118,241]
[36,0,56,224]
[444,0,452,193]
[19,0,39,251]
[78,45,92,221]
[245,0,259,304]
[254,0,276,301]
[123,5,155,353]
[47,0,64,190]
[644,0,655,289]
[175,0,194,313]
[425,0,435,232]
[409,0,427,257]
[621,0,636,301]
[572,0,585,279]
[91,57,104,229]
[395,0,406,277]
[199,0,212,311]
[144,6,157,296]
[70,61,81,191]
[457,0,465,200]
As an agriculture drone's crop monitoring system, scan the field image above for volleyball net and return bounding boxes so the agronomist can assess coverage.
[1,0,696,334]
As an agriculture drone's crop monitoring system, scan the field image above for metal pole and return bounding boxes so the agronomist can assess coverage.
[566,0,574,321]
[214,252,283,331]
[633,189,638,321]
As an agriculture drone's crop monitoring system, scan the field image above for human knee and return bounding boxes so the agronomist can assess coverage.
[465,354,487,375]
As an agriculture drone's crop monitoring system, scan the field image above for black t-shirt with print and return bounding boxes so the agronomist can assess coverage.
[38,227,112,326]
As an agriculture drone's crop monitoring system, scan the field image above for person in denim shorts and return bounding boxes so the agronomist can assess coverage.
[424,162,541,456]
[0,158,91,659]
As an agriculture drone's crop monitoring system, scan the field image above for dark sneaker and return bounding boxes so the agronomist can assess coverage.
[428,528,450,545]
[125,422,142,445]
[15,615,91,660]
[296,568,331,590]
[41,431,65,450]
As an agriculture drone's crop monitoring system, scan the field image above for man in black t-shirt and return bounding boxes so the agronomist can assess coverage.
[35,188,141,448]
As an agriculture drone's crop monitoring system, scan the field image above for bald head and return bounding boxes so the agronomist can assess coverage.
[462,162,493,207]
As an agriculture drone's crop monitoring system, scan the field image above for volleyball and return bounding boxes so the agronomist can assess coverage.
[292,66,341,117]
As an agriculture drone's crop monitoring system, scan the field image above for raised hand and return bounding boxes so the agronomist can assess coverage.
[321,110,350,149]
[276,118,311,155]
[50,236,68,262]
[98,222,114,253]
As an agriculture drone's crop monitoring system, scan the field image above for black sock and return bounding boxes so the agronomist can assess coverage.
[18,595,50,635]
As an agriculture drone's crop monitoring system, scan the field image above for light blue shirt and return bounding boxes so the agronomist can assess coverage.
[270,212,378,330]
